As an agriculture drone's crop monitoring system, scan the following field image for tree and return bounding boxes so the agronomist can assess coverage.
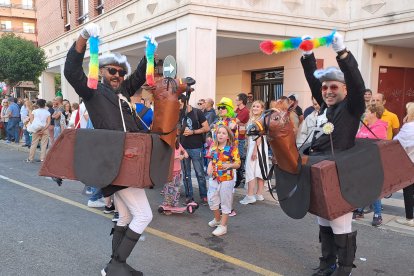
[0,33,48,88]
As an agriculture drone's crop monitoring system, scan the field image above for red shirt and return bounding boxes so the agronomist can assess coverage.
[235,106,249,140]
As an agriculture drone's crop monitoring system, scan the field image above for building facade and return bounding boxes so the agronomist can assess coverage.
[37,0,414,121]
[0,0,36,42]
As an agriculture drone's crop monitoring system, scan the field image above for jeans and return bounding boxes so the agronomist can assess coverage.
[23,129,31,146]
[235,139,246,187]
[182,147,207,199]
[7,117,20,143]
[373,199,382,216]
[89,187,103,201]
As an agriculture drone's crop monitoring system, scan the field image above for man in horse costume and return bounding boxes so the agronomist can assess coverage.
[301,33,365,276]
[64,23,151,276]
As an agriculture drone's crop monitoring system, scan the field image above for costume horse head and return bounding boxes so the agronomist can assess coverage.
[247,100,303,175]
[146,76,195,148]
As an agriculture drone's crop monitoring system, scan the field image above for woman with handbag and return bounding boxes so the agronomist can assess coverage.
[26,99,51,163]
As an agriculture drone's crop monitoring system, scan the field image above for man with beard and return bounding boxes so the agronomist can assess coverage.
[301,33,365,276]
[64,23,152,276]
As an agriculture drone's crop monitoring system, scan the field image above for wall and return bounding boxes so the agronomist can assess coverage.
[216,47,337,109]
[369,45,414,93]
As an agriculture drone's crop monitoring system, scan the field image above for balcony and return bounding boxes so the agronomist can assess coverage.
[0,3,36,19]
[0,27,37,42]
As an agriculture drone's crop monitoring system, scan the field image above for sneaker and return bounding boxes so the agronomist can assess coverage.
[201,197,208,206]
[212,225,227,236]
[255,194,265,201]
[87,200,106,208]
[352,210,364,220]
[395,218,414,227]
[372,214,382,227]
[229,209,237,217]
[85,187,93,195]
[112,212,119,222]
[208,218,221,228]
[239,195,256,205]
[103,204,115,214]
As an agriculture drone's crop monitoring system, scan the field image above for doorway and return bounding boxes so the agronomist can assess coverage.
[378,66,414,123]
[251,68,284,109]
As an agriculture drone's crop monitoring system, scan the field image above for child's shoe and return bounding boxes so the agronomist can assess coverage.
[229,209,237,217]
[212,225,227,236]
[208,218,221,228]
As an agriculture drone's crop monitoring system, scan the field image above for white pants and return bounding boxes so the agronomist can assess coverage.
[114,187,153,234]
[317,212,353,234]
[207,178,234,214]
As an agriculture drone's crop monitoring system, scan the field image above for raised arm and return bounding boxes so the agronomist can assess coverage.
[64,24,100,100]
[121,56,147,97]
[301,54,323,106]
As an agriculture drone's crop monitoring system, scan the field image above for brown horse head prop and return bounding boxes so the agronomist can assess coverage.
[149,77,195,148]
[247,100,300,174]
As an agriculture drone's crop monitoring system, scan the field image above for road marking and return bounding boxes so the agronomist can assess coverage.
[1,175,282,276]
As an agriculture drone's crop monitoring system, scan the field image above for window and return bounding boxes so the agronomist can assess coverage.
[0,21,12,32]
[21,0,33,9]
[64,0,71,31]
[96,0,104,15]
[78,0,89,24]
[0,0,11,7]
[23,22,35,33]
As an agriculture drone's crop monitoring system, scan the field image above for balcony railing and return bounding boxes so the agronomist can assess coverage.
[0,3,36,10]
[0,27,36,34]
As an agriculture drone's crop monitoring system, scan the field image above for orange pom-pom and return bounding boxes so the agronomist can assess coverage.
[299,40,314,52]
[260,40,275,55]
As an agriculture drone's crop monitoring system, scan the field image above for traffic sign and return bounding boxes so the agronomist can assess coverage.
[163,55,177,78]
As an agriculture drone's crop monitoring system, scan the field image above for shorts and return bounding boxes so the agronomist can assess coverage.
[207,178,234,215]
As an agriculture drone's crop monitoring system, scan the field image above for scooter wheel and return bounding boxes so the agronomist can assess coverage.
[187,205,195,214]
[158,207,164,213]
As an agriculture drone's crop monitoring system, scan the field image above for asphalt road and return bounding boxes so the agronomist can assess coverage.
[1,144,414,276]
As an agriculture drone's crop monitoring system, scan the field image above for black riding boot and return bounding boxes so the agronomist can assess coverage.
[312,226,337,276]
[105,227,143,276]
[331,231,357,276]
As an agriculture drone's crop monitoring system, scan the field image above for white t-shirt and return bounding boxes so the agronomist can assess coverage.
[32,108,50,126]
[78,102,89,129]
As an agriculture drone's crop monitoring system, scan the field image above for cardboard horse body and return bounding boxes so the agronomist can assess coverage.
[39,77,193,189]
[248,105,414,220]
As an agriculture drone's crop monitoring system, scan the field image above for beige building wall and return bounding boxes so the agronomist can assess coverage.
[217,47,338,108]
[369,45,414,93]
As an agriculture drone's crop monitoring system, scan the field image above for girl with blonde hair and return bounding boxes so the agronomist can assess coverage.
[240,100,270,205]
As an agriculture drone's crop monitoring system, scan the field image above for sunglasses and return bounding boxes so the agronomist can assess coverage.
[104,67,127,77]
[321,84,341,92]
[217,106,227,110]
[197,102,204,106]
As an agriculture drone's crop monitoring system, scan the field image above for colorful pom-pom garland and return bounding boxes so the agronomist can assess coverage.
[260,31,336,55]
[144,35,158,87]
[87,36,100,89]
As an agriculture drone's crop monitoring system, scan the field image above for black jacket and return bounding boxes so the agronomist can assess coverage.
[301,52,365,154]
[64,43,146,132]
[64,43,147,196]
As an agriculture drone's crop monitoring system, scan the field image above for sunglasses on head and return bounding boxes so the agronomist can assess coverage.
[321,84,341,92]
[104,67,127,77]
[217,106,227,110]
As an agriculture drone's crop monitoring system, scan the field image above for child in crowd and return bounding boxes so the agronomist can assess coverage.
[160,134,188,214]
[207,125,240,236]
[240,100,269,205]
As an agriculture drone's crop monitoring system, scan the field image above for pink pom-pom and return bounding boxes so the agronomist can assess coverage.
[260,40,275,55]
[87,78,98,89]
[299,40,314,52]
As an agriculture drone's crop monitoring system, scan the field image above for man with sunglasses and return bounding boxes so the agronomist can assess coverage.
[64,23,152,276]
[301,33,365,276]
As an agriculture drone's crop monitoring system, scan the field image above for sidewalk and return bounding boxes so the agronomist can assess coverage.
[1,139,413,236]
